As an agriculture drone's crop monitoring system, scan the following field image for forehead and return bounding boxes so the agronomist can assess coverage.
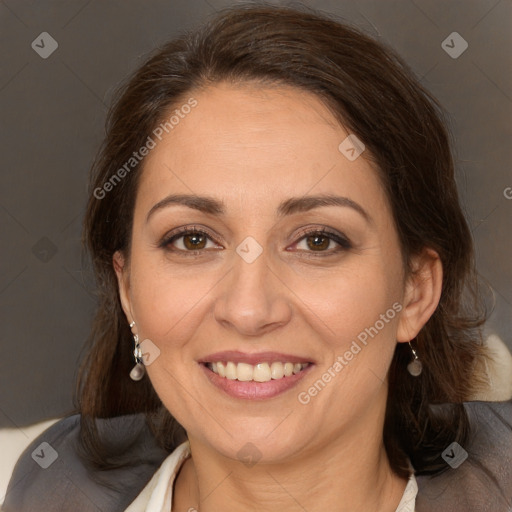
[136,82,388,218]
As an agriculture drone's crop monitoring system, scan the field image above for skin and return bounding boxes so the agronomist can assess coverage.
[114,82,443,512]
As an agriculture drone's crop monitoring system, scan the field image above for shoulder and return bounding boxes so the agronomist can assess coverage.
[3,413,169,512]
[416,398,512,512]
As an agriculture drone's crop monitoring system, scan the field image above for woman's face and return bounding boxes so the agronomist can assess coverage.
[115,82,425,463]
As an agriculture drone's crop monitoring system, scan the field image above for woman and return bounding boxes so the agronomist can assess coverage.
[5,4,511,512]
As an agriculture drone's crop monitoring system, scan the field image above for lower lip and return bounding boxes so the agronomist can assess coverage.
[200,363,313,400]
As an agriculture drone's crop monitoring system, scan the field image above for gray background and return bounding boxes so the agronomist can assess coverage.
[0,0,510,429]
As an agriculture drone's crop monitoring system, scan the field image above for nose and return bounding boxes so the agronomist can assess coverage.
[213,249,292,337]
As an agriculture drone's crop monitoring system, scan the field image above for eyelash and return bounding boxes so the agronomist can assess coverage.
[292,227,352,254]
[159,225,218,254]
[159,226,352,256]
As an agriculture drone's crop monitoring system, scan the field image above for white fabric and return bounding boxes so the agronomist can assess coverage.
[124,440,417,512]
[124,441,191,512]
[395,472,418,512]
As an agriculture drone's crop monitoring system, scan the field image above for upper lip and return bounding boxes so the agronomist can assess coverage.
[198,351,314,365]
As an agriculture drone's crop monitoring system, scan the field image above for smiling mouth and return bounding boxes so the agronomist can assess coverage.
[204,361,310,382]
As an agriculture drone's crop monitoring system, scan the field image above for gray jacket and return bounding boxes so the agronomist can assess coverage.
[4,399,512,511]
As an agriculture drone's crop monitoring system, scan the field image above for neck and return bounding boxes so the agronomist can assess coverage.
[173,406,408,511]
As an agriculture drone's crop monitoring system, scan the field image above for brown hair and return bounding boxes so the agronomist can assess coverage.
[79,3,487,477]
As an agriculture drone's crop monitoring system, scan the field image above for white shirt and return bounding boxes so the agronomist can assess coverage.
[125,441,418,512]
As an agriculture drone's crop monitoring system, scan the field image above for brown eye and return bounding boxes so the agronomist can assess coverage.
[161,228,221,252]
[182,233,207,250]
[306,234,330,251]
[292,229,352,254]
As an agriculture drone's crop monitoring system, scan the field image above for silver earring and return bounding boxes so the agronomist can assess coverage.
[407,341,422,376]
[129,322,146,381]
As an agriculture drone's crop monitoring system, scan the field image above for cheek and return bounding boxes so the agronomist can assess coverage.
[128,254,215,346]
[292,261,402,341]
[291,267,403,399]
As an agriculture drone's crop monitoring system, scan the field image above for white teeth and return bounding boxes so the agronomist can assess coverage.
[208,361,308,381]
[225,361,237,380]
[217,361,226,377]
[237,363,253,381]
[253,363,271,382]
[270,361,284,379]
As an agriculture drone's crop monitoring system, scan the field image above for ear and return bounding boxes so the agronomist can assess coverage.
[396,248,443,343]
[113,250,134,324]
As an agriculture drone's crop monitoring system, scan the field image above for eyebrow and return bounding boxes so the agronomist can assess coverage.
[146,193,371,224]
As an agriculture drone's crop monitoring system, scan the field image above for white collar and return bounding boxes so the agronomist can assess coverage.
[124,441,191,512]
[125,441,417,512]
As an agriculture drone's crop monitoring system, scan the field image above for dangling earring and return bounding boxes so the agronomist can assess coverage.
[129,321,146,381]
[407,340,423,376]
